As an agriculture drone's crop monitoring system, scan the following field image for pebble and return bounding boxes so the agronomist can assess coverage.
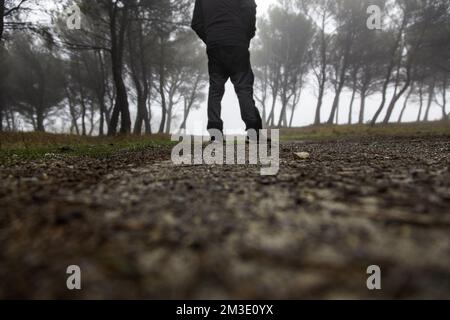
[295,152,311,160]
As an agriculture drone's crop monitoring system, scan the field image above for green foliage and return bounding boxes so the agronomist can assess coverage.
[6,32,66,131]
[0,132,173,163]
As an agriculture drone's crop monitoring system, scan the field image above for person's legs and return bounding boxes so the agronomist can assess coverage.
[229,48,263,131]
[207,48,228,132]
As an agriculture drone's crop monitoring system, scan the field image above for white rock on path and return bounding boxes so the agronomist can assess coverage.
[295,152,311,160]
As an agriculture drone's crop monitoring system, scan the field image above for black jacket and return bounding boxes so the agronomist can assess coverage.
[191,0,257,49]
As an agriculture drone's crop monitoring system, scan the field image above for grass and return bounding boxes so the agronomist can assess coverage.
[280,120,450,141]
[0,132,174,163]
[1,121,449,163]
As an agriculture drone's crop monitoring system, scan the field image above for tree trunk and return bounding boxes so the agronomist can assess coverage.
[131,82,150,135]
[327,58,347,124]
[277,94,289,128]
[130,60,145,135]
[147,97,153,133]
[89,103,95,135]
[158,36,167,133]
[335,103,339,124]
[165,101,173,134]
[359,91,366,124]
[109,102,120,135]
[314,13,328,126]
[442,79,448,120]
[423,80,435,122]
[165,85,178,134]
[128,17,151,135]
[108,4,130,135]
[81,104,87,135]
[133,95,145,135]
[99,95,105,136]
[371,16,407,125]
[179,73,201,132]
[328,84,343,125]
[372,69,394,124]
[0,92,3,132]
[10,109,16,130]
[97,51,106,136]
[259,66,268,126]
[179,98,189,132]
[383,83,411,124]
[80,89,87,136]
[267,91,278,127]
[36,109,45,132]
[109,68,130,135]
[417,84,424,122]
[134,97,151,135]
[5,109,11,131]
[0,104,3,132]
[117,11,130,134]
[327,30,353,125]
[314,71,326,125]
[136,86,151,135]
[0,40,3,131]
[289,103,296,128]
[267,69,280,127]
[348,85,357,125]
[5,109,11,130]
[289,90,301,128]
[382,61,402,124]
[66,87,80,135]
[382,63,413,124]
[398,84,413,123]
[0,0,5,43]
[105,82,114,132]
[261,104,267,127]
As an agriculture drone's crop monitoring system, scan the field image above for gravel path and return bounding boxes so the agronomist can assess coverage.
[1,136,449,299]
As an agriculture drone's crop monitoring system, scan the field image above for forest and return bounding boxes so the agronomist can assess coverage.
[0,0,449,135]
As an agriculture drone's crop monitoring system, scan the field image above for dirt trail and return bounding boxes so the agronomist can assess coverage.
[1,136,449,299]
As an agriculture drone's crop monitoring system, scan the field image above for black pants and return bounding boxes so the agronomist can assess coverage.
[207,46,263,132]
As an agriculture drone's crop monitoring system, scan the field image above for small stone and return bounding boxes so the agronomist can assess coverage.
[295,152,310,160]
[105,174,115,180]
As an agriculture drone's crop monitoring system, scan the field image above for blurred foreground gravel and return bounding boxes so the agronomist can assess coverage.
[0,136,449,299]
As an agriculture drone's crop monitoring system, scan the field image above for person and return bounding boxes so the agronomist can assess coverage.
[191,0,263,142]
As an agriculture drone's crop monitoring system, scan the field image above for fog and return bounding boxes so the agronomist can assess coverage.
[1,0,448,135]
